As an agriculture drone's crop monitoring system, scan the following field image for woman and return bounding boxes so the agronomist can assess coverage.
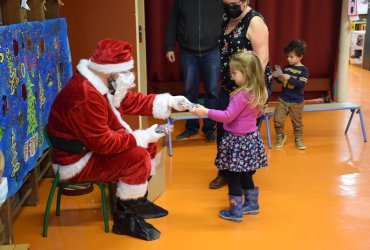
[209,0,272,189]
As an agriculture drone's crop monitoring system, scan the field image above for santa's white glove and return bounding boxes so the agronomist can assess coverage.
[169,95,191,111]
[131,124,165,148]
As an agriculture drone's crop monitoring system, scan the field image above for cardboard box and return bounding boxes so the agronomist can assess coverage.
[0,244,30,250]
[147,147,167,202]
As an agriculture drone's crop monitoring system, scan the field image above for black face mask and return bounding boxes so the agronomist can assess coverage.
[224,4,243,19]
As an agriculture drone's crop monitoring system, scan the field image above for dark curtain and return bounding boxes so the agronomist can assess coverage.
[145,0,342,95]
[145,0,181,93]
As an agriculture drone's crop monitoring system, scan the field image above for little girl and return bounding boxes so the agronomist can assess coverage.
[191,51,268,222]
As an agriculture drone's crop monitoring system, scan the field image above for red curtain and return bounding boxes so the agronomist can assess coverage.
[145,0,181,93]
[145,0,342,95]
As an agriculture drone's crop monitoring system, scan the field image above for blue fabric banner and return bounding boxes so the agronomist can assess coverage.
[0,18,72,197]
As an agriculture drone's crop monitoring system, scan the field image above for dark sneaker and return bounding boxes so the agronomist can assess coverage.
[176,130,197,140]
[205,131,216,142]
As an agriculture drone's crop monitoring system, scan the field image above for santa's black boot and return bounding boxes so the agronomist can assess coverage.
[112,199,160,241]
[135,192,168,219]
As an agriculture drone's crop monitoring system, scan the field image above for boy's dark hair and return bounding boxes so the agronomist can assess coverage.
[284,39,307,57]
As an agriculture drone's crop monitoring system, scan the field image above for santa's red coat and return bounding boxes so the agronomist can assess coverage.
[47,60,172,199]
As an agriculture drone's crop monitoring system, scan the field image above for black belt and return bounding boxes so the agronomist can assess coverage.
[47,133,90,154]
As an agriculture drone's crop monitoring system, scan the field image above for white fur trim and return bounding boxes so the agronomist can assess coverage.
[131,129,148,148]
[150,152,161,176]
[107,94,133,132]
[77,59,109,95]
[116,181,147,200]
[152,93,172,119]
[78,62,134,133]
[0,177,8,205]
[88,59,134,74]
[52,151,93,180]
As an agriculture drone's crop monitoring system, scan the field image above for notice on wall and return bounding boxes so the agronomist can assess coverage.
[357,0,368,14]
[349,0,368,21]
[348,0,358,17]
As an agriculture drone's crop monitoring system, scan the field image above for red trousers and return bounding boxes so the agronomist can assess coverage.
[69,143,157,185]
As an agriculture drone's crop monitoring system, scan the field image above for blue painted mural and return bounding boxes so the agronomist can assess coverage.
[0,18,72,197]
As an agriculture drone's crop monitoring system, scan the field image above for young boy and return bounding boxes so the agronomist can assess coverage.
[273,40,309,150]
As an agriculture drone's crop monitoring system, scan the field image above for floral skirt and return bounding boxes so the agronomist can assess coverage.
[215,131,268,172]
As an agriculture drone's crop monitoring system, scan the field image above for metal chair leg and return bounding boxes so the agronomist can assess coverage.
[97,183,109,233]
[56,183,63,216]
[43,173,59,237]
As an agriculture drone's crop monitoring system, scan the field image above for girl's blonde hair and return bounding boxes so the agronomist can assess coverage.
[229,50,268,110]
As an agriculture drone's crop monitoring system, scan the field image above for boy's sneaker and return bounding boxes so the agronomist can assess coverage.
[295,138,306,150]
[275,134,287,148]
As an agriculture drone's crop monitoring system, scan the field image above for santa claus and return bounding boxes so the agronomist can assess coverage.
[47,39,189,241]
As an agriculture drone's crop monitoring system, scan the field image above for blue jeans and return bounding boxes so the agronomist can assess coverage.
[180,47,220,134]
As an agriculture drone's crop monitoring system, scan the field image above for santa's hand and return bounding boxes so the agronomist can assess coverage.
[131,124,164,148]
[147,124,165,142]
[169,96,190,111]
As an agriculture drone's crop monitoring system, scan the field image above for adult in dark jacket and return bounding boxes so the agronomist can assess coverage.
[165,0,224,141]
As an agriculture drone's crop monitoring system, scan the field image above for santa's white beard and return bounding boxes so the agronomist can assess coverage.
[113,72,135,108]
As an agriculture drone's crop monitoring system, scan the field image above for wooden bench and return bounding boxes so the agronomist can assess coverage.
[163,102,367,155]
[0,150,53,244]
[262,102,367,148]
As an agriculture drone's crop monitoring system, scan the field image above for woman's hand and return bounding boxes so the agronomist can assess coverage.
[272,71,279,77]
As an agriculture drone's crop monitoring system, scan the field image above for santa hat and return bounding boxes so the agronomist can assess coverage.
[88,39,134,73]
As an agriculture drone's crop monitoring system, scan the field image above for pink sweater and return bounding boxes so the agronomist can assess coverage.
[208,91,262,135]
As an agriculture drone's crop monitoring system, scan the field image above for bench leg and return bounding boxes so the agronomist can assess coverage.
[345,108,368,142]
[264,114,272,149]
[357,108,368,142]
[166,118,173,156]
[345,109,355,135]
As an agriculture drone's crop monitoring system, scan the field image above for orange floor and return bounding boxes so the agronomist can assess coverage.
[12,65,370,250]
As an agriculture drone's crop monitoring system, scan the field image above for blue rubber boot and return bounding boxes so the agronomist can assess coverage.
[242,187,259,215]
[219,195,243,223]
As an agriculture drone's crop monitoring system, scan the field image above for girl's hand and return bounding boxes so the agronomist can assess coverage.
[190,105,209,116]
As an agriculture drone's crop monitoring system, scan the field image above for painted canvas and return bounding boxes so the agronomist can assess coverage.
[0,18,72,197]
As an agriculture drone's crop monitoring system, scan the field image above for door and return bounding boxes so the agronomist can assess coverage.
[60,0,143,128]
[135,0,149,128]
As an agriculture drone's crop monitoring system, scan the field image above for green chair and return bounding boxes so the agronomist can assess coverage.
[42,126,115,237]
